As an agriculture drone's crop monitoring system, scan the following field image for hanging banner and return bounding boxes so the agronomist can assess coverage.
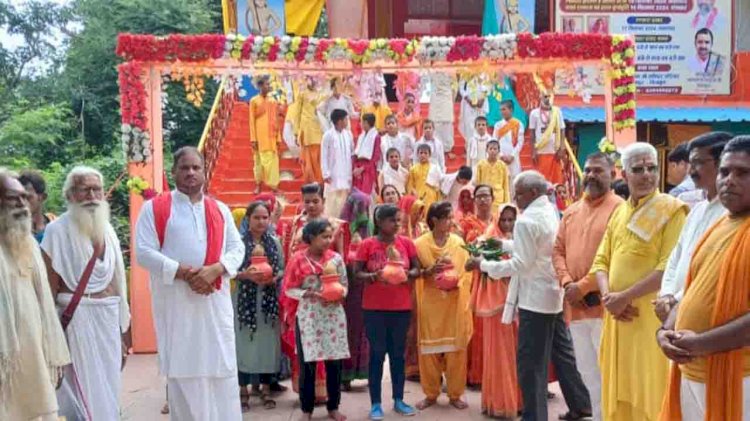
[555,0,732,95]
[236,0,286,100]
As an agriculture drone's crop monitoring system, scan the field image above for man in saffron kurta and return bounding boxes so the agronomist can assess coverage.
[414,209,473,409]
[591,143,687,421]
[250,76,283,193]
[529,93,566,185]
[553,153,623,421]
[658,135,750,421]
[288,79,324,183]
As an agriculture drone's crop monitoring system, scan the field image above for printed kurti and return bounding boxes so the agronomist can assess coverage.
[590,192,686,420]
[284,251,350,362]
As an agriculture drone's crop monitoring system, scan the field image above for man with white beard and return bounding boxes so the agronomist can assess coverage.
[135,147,245,420]
[41,166,130,421]
[0,169,70,421]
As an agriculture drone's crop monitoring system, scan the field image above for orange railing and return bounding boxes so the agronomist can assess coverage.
[198,78,236,189]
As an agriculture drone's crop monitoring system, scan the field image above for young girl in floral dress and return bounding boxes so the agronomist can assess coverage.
[284,219,350,421]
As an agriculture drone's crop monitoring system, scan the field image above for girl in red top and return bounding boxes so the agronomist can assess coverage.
[353,204,421,420]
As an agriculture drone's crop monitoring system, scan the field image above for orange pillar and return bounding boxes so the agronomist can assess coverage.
[128,65,164,353]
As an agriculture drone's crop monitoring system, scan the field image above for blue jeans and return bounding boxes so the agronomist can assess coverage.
[364,310,411,404]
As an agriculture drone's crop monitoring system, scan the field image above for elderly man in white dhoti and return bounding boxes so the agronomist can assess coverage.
[135,146,245,420]
[0,169,70,421]
[40,165,130,420]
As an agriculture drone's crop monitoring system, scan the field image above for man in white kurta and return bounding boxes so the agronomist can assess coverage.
[458,78,489,146]
[318,78,358,130]
[0,169,70,421]
[135,147,244,421]
[41,166,130,421]
[321,111,354,218]
[653,132,732,322]
[428,72,456,154]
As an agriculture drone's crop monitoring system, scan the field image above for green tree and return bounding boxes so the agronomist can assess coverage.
[63,0,222,150]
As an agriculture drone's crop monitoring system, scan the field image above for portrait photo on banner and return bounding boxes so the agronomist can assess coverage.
[236,0,286,101]
[554,0,733,96]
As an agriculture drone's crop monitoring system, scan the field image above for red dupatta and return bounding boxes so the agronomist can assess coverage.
[153,192,225,290]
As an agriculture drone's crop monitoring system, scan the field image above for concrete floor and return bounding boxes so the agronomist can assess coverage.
[121,354,570,421]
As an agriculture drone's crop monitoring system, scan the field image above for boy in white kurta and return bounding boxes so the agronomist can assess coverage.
[493,100,525,195]
[466,116,493,169]
[412,119,446,173]
[321,109,354,218]
[135,148,245,421]
[380,114,414,168]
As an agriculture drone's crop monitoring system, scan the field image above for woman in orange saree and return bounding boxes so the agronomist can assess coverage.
[470,201,523,418]
[398,195,428,380]
[457,185,493,388]
[280,183,350,403]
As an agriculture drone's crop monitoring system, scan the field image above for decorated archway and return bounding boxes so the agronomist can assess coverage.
[117,32,636,352]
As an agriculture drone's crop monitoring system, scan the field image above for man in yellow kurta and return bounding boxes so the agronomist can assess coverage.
[361,91,393,132]
[287,78,324,183]
[414,201,473,411]
[590,142,687,420]
[475,140,511,213]
[250,75,283,194]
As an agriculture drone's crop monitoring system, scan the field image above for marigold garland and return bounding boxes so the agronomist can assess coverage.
[116,32,638,163]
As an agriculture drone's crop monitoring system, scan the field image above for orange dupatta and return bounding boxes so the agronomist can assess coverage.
[660,216,750,421]
[494,118,521,147]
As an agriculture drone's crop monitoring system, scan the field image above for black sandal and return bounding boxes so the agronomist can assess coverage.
[260,392,276,409]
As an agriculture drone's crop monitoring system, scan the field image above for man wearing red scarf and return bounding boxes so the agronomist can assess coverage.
[135,147,245,420]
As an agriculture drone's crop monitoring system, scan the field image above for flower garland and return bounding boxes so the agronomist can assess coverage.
[126,176,157,199]
[116,32,639,163]
[118,61,151,163]
[610,35,637,130]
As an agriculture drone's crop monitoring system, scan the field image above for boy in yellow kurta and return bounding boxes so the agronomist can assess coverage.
[589,144,687,421]
[250,75,283,193]
[406,144,442,212]
[287,79,324,183]
[414,201,473,410]
[475,140,510,213]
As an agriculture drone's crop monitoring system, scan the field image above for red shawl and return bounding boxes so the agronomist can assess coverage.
[153,192,225,290]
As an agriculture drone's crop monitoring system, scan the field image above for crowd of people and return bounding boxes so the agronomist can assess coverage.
[2,78,750,421]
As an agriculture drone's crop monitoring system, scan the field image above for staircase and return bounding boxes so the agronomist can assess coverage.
[203,98,553,216]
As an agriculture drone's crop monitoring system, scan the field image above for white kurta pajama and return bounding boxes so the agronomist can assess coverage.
[466,133,493,169]
[428,72,456,152]
[41,214,130,421]
[321,127,354,218]
[458,80,489,147]
[135,190,245,421]
[0,245,70,421]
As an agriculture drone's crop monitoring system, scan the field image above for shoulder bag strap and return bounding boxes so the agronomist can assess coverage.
[60,242,104,331]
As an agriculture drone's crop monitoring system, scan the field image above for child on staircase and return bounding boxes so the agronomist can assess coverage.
[475,140,510,213]
[406,143,442,212]
[466,116,493,169]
